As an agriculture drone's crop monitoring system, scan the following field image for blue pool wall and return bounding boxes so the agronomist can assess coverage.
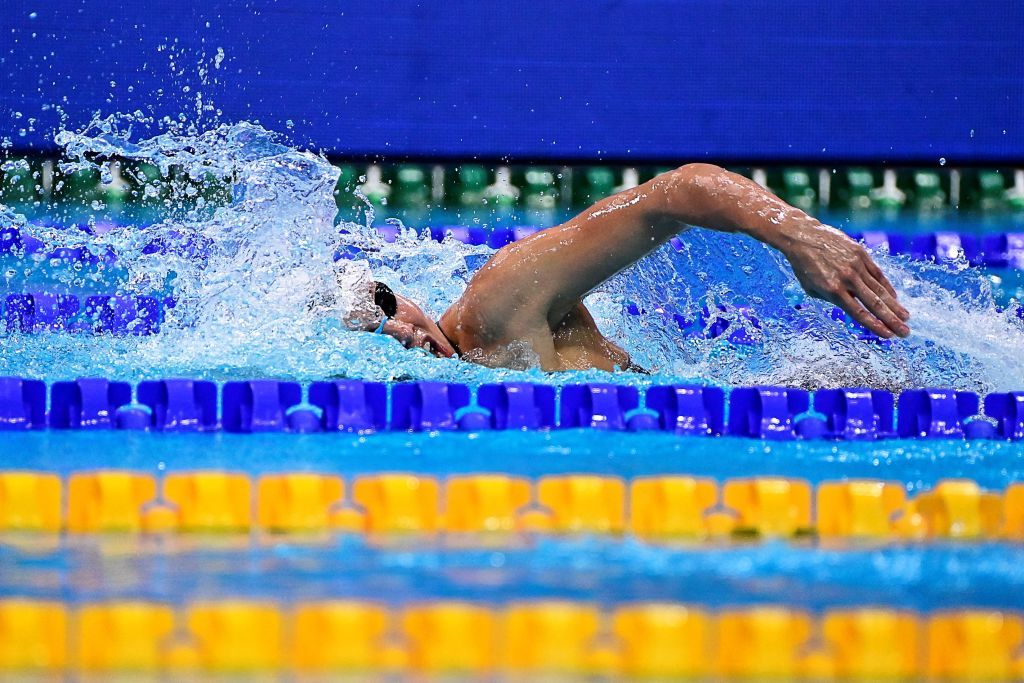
[4,0,1023,163]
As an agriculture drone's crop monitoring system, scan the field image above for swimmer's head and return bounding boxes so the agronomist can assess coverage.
[338,279,455,358]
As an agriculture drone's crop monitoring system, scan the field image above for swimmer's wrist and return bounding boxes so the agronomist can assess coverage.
[751,216,819,255]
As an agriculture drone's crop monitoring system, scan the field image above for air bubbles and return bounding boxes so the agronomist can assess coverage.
[939,158,947,166]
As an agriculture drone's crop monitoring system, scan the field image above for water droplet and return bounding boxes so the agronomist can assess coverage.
[939,157,947,166]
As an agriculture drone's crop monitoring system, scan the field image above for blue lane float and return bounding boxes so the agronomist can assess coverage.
[222,380,309,433]
[49,378,132,429]
[2,376,1024,441]
[476,383,557,430]
[485,226,540,249]
[645,385,725,436]
[137,379,218,432]
[727,387,811,440]
[896,389,980,439]
[846,231,1024,267]
[391,382,473,432]
[0,377,46,430]
[308,380,388,433]
[559,384,642,431]
[3,293,167,336]
[0,226,116,263]
[7,222,1024,268]
[427,225,487,246]
[984,392,1024,440]
[4,293,80,333]
[413,224,1024,269]
[814,388,895,440]
[84,295,162,336]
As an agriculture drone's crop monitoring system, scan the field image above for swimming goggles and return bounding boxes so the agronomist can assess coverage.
[373,281,398,334]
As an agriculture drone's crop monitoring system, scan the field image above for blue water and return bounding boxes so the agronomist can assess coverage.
[2,429,1024,612]
[3,122,1024,395]
[3,430,1023,491]
[4,531,1023,612]
[3,122,1024,624]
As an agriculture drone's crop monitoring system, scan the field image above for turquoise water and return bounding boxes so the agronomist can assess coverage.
[2,430,1024,612]
[3,121,1024,621]
[4,529,1024,611]
[2,430,1023,490]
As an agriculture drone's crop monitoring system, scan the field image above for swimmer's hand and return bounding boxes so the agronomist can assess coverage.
[777,222,911,338]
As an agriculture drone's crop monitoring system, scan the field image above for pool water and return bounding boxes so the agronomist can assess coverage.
[3,121,1024,677]
[2,430,1024,611]
[2,427,1024,607]
[5,429,1024,490]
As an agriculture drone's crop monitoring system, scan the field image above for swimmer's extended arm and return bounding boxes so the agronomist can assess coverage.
[460,163,910,340]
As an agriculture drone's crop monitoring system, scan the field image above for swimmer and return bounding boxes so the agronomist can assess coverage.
[353,164,911,372]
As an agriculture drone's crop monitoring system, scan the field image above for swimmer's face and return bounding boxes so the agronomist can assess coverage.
[382,293,456,358]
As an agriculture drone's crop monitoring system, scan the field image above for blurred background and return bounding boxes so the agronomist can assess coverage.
[3,0,1023,230]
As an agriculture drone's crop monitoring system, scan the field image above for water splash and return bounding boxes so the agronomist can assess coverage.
[605,233,1024,392]
[2,117,1023,392]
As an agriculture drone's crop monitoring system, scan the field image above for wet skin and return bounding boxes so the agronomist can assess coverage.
[378,164,911,372]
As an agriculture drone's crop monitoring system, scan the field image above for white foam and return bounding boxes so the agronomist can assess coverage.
[1,117,1021,392]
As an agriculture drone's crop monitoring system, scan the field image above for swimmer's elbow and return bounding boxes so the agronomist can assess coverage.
[666,163,732,201]
[654,163,742,229]
[672,162,729,181]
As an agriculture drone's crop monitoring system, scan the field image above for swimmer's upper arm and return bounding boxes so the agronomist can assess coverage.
[461,169,693,329]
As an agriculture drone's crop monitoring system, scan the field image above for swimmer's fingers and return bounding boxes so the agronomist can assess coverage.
[835,282,907,339]
[833,290,893,339]
[428,337,455,358]
[854,276,911,337]
[860,252,909,319]
[863,255,898,299]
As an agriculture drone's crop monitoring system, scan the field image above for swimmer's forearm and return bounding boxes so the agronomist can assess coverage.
[652,163,819,251]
